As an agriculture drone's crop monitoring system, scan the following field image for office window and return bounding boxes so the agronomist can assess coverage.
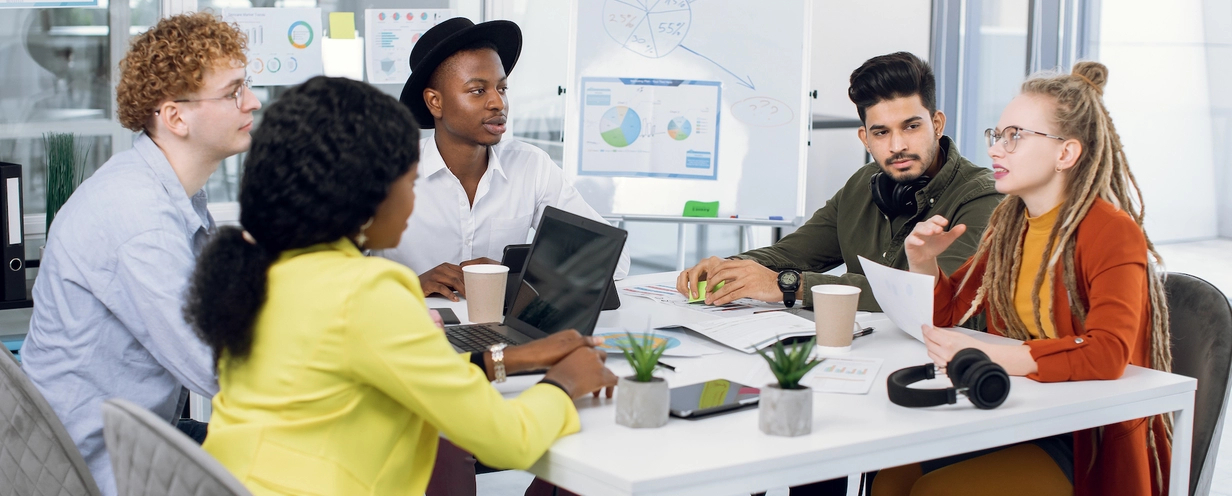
[959,0,1030,165]
[931,0,1031,165]
[487,0,568,165]
[1092,0,1224,242]
[0,0,158,239]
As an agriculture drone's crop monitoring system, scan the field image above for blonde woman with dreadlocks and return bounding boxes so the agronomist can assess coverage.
[874,61,1172,496]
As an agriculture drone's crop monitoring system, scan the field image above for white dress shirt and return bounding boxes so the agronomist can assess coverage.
[375,136,630,279]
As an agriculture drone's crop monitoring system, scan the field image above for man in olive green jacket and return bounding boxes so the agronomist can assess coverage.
[678,52,1002,315]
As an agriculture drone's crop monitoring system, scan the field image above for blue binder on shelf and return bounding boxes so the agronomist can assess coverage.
[0,162,25,302]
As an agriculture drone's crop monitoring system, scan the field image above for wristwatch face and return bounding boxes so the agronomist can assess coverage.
[778,271,798,288]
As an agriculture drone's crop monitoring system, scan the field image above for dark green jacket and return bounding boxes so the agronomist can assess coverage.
[736,137,1002,313]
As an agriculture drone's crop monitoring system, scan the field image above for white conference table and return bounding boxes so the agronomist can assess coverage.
[435,272,1196,496]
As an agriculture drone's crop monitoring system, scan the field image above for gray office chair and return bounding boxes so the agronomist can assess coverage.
[0,347,102,496]
[1165,272,1232,496]
[102,398,251,496]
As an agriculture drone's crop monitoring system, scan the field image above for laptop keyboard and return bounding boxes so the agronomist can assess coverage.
[447,324,518,352]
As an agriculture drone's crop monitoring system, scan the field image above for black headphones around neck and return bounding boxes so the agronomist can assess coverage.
[887,348,1010,410]
[870,172,931,218]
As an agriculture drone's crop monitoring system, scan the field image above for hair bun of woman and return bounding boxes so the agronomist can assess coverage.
[1071,61,1108,94]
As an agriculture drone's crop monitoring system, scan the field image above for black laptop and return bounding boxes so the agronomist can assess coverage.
[445,207,628,353]
[501,244,620,314]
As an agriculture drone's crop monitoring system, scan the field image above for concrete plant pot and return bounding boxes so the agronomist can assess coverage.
[615,376,669,428]
[759,384,813,437]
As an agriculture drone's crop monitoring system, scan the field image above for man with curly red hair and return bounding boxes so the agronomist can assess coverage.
[22,12,259,495]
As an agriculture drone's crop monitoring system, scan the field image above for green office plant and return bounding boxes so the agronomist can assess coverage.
[757,337,822,437]
[758,337,823,390]
[620,331,669,382]
[614,332,670,428]
[43,132,89,233]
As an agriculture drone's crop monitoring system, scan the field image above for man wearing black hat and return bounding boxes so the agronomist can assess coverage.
[373,18,610,496]
[373,17,630,301]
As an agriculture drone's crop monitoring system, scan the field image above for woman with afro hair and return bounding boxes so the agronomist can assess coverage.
[185,76,617,495]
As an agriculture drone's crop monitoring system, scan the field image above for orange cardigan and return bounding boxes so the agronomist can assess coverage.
[934,198,1170,496]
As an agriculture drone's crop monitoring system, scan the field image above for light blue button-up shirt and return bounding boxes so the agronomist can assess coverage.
[23,133,218,496]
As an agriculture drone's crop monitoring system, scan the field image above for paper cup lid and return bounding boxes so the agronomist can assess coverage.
[811,284,861,295]
[462,264,510,274]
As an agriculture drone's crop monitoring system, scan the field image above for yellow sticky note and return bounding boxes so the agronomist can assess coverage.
[329,12,355,39]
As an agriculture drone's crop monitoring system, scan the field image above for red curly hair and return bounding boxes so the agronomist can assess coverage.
[117,12,248,132]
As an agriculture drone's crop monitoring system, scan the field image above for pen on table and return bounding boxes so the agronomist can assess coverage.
[853,327,875,339]
[752,308,789,314]
[656,360,676,371]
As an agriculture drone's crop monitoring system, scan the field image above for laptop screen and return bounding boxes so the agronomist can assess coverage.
[505,207,627,337]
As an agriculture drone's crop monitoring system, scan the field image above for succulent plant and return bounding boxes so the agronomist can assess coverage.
[757,337,823,389]
[616,332,669,382]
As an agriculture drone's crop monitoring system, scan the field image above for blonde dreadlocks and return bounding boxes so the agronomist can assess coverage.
[954,61,1172,488]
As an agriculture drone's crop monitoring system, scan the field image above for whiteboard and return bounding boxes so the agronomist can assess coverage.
[565,0,811,222]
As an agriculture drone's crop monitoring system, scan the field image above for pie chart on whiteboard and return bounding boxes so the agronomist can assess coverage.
[599,106,641,148]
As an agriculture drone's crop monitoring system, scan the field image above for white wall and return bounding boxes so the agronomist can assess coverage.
[1204,0,1232,238]
[804,1,932,219]
[1098,0,1219,243]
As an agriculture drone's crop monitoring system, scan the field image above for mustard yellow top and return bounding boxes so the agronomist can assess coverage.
[202,239,580,495]
[1015,204,1061,338]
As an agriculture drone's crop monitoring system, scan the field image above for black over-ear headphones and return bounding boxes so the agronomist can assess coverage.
[887,348,1010,410]
[870,172,930,218]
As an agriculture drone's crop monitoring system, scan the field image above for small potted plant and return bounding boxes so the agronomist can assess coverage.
[757,337,823,437]
[615,332,670,428]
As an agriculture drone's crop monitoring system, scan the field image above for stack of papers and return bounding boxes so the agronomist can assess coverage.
[672,312,816,353]
[620,284,785,318]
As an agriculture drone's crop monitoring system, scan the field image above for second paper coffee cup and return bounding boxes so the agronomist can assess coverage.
[811,284,861,354]
[463,264,509,324]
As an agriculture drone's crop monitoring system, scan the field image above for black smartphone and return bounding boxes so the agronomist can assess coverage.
[669,379,760,419]
[431,307,461,325]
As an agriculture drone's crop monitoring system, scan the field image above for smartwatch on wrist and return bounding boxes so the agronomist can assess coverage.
[776,269,801,308]
[489,343,507,383]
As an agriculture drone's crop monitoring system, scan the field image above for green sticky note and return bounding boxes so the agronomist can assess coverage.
[688,280,725,303]
[329,12,356,39]
[682,200,719,218]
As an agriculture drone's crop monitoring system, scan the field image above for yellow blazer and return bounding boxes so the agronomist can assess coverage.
[203,239,580,495]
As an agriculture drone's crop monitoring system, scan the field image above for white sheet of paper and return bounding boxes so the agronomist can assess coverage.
[804,357,883,394]
[321,37,364,81]
[858,256,935,342]
[951,326,1024,346]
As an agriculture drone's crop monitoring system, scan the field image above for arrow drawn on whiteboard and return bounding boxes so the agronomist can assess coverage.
[678,45,755,90]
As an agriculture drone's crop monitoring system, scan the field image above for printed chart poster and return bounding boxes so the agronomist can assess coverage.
[365,9,453,85]
[579,77,721,180]
[223,8,324,87]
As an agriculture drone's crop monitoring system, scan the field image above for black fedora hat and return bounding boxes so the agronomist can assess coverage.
[398,18,521,129]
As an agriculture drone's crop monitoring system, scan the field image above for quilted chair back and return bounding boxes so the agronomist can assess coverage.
[1166,273,1232,496]
[0,347,102,496]
[102,398,250,496]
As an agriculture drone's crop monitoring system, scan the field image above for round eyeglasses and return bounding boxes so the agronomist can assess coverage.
[984,126,1066,153]
[173,76,253,110]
